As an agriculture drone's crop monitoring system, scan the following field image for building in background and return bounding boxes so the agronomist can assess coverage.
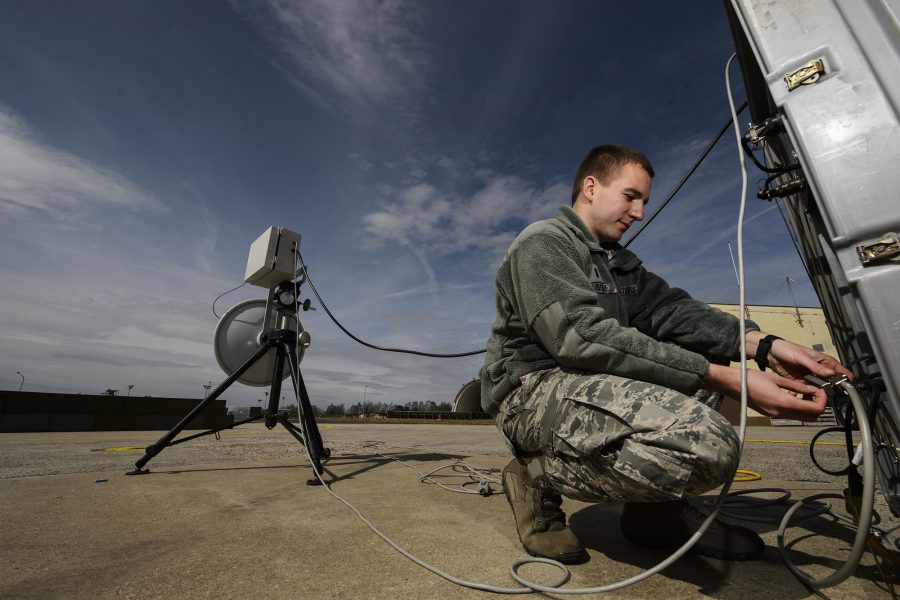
[711,303,838,426]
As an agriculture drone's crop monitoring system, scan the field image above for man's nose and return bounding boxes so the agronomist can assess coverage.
[629,202,645,221]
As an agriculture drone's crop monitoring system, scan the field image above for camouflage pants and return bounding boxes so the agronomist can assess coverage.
[495,368,740,503]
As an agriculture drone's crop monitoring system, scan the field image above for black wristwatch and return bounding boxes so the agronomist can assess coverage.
[754,335,782,371]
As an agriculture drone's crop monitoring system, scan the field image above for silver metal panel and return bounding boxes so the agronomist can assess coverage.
[732,0,900,411]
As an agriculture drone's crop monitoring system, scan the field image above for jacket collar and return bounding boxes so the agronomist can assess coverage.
[555,205,642,270]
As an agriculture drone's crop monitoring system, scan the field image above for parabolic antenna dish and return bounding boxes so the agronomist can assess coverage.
[452,378,481,412]
[213,300,299,387]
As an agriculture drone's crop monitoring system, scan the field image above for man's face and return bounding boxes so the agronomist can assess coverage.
[581,162,650,244]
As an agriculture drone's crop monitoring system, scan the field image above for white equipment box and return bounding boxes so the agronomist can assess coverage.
[244,227,302,289]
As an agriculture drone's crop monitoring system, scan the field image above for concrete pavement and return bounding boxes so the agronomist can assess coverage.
[1,423,897,599]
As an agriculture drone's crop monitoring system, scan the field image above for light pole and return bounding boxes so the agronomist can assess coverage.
[127,384,134,396]
[203,382,212,398]
[16,371,24,392]
[363,385,368,415]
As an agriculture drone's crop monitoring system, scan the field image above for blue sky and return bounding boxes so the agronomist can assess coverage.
[0,1,817,408]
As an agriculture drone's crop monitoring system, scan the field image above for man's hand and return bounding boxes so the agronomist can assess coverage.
[768,340,853,383]
[704,363,828,421]
[745,330,853,384]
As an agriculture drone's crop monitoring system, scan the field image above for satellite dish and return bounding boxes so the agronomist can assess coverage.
[213,300,300,387]
[452,378,481,412]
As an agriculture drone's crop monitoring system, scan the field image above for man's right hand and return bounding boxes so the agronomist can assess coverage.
[704,363,828,421]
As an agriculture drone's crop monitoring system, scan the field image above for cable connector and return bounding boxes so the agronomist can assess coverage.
[747,115,785,143]
[478,480,493,497]
[805,373,851,392]
[757,178,807,200]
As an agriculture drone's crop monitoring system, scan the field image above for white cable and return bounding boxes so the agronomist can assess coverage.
[777,381,876,588]
[277,52,753,596]
[726,49,751,464]
[277,52,875,595]
[278,53,755,597]
[293,430,568,593]
[375,450,502,495]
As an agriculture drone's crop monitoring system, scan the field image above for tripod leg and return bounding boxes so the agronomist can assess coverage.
[265,344,287,430]
[128,341,275,474]
[285,344,328,481]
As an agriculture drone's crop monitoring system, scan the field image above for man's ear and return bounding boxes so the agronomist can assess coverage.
[582,175,597,202]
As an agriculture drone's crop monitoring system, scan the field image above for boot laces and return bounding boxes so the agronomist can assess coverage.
[537,486,567,529]
[682,500,712,525]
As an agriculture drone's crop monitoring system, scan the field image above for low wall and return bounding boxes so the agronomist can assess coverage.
[0,390,233,432]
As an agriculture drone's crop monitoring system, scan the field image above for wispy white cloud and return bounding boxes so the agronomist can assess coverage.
[232,0,430,122]
[359,171,566,296]
[0,105,166,218]
[363,174,565,259]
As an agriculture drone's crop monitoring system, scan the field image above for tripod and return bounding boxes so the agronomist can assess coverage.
[128,282,330,483]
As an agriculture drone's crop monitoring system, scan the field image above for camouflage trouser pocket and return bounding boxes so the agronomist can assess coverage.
[544,372,697,501]
[496,369,554,455]
[609,438,694,500]
[549,375,679,460]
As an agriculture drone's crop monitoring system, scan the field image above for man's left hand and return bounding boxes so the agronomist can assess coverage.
[764,337,853,384]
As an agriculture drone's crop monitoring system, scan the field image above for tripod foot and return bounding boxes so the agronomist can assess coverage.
[126,467,150,476]
[306,478,323,486]
[322,447,331,459]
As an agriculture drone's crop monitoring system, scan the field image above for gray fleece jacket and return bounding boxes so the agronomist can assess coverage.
[480,205,754,415]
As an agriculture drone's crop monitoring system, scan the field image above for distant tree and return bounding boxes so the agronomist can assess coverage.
[282,404,300,419]
[435,402,452,412]
[410,400,437,411]
[324,403,345,417]
[347,402,363,416]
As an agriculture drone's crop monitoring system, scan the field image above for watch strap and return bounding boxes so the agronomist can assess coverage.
[754,334,782,371]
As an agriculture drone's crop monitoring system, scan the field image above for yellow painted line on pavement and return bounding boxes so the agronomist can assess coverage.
[746,438,858,447]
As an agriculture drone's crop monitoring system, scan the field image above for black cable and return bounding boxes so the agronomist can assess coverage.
[845,354,876,369]
[741,135,783,172]
[774,198,815,284]
[741,135,799,174]
[624,101,747,248]
[809,426,855,477]
[212,282,247,319]
[296,253,486,358]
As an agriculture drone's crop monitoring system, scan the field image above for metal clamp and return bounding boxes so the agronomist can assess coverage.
[785,59,826,91]
[805,373,851,392]
[856,233,900,265]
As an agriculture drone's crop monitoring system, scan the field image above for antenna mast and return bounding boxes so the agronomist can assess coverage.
[785,275,804,327]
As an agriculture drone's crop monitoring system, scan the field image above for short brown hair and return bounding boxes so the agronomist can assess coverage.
[571,145,654,205]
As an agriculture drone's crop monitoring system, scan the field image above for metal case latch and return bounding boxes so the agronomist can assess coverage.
[785,59,826,91]
[856,233,900,265]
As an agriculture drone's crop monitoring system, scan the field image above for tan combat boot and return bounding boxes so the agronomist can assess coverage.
[502,456,587,564]
[620,499,764,561]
